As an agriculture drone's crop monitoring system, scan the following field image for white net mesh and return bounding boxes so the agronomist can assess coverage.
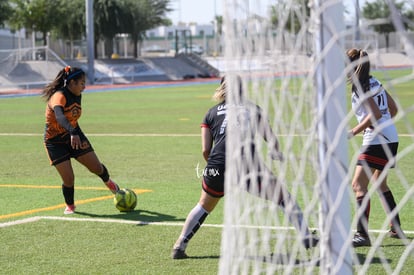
[219,1,414,274]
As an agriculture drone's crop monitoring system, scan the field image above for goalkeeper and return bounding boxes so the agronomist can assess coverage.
[172,75,318,259]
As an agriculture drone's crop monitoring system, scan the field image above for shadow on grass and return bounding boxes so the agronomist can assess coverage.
[353,236,413,266]
[181,255,220,260]
[74,209,185,223]
[253,253,320,266]
[355,253,390,265]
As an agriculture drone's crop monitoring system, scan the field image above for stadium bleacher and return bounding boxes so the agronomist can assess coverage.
[0,47,220,92]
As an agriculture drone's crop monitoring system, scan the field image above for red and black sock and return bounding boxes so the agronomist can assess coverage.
[356,195,370,236]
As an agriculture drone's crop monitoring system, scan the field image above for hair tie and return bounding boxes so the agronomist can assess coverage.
[64,66,71,73]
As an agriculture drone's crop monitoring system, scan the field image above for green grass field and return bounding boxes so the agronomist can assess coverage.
[0,73,413,274]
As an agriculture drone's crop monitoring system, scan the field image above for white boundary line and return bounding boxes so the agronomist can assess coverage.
[2,133,414,137]
[1,216,413,237]
[0,216,42,228]
[0,215,221,229]
[0,215,295,230]
[0,133,200,137]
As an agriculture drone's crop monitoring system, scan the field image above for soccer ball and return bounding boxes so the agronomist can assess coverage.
[114,188,137,212]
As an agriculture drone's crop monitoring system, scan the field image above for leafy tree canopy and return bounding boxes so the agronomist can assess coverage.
[362,0,414,33]
[0,0,12,27]
[7,0,172,51]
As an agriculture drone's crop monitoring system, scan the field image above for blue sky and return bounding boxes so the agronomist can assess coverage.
[167,0,364,25]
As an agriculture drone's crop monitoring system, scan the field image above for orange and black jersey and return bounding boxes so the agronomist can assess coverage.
[44,87,82,140]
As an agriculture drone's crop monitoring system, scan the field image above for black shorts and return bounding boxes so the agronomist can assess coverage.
[357,142,398,170]
[44,131,94,166]
[202,165,225,198]
[201,154,277,198]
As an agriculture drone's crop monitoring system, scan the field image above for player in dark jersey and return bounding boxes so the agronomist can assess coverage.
[42,66,120,215]
[172,76,318,259]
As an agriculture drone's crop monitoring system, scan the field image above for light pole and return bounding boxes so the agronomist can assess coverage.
[86,0,95,84]
[355,0,360,41]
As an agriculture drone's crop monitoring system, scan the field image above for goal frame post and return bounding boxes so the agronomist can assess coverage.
[313,1,352,274]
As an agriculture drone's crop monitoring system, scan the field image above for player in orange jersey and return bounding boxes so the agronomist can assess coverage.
[42,66,120,214]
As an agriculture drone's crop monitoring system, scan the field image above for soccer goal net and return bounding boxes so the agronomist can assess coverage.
[219,1,414,274]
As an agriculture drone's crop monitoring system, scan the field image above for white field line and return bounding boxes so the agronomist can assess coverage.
[0,215,222,229]
[1,216,413,237]
[0,215,297,231]
[0,216,42,228]
[0,133,199,137]
[1,133,414,137]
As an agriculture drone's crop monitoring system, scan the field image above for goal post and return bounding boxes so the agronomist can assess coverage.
[313,1,352,274]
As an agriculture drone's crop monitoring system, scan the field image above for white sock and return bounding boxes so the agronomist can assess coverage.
[174,204,209,250]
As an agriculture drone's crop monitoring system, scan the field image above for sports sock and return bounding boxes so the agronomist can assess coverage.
[279,196,310,238]
[98,163,110,182]
[174,204,209,250]
[105,179,119,193]
[62,184,74,205]
[356,195,370,236]
[381,190,401,230]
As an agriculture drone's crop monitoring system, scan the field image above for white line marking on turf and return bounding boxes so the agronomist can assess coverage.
[0,215,222,228]
[2,216,414,237]
[2,133,414,137]
[0,133,200,137]
[41,216,192,227]
[0,216,42,228]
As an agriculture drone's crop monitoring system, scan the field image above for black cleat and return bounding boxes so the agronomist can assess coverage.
[172,248,188,259]
[352,232,371,247]
[303,232,319,249]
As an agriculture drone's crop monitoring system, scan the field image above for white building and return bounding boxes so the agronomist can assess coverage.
[0,27,27,49]
[146,24,214,39]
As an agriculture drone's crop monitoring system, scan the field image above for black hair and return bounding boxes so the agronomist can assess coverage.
[41,66,85,101]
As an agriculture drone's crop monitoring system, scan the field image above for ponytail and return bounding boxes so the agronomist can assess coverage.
[41,66,85,101]
[346,48,371,93]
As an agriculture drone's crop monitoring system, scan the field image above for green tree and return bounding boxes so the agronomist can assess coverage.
[404,9,414,30]
[15,0,59,45]
[94,0,125,58]
[215,15,223,36]
[0,0,12,27]
[8,0,31,34]
[121,0,171,58]
[9,0,60,46]
[54,0,85,43]
[270,0,310,34]
[270,0,310,53]
[51,0,85,58]
[362,1,412,50]
[7,0,172,59]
